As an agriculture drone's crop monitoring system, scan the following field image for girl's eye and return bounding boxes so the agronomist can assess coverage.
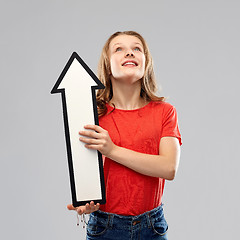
[115,47,122,52]
[134,47,141,51]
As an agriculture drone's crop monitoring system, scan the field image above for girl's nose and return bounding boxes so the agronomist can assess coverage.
[125,49,134,57]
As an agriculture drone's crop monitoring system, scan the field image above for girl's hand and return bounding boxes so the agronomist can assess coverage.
[67,201,100,215]
[79,125,116,157]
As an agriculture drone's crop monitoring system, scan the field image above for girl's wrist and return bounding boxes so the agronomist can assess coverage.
[106,143,118,160]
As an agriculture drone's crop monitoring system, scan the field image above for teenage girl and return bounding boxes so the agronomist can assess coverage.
[68,31,182,240]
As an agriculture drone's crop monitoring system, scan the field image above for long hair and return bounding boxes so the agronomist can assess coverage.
[96,31,165,117]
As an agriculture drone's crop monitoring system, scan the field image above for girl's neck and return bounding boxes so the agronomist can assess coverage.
[109,78,147,110]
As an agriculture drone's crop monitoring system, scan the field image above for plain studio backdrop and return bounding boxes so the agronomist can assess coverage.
[1,0,239,239]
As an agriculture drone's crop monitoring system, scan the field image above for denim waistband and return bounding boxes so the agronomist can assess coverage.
[90,203,164,228]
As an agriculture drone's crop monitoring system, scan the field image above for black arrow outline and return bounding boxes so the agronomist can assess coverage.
[51,52,106,207]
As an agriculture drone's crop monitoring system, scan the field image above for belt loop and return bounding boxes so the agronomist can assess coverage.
[108,214,114,228]
[146,212,151,228]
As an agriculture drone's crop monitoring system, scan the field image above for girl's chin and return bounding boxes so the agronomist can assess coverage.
[111,74,143,83]
[112,76,142,85]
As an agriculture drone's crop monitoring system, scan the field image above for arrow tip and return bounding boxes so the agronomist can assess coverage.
[51,52,105,94]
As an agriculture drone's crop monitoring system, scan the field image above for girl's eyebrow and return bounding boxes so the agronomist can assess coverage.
[112,42,143,47]
[112,43,122,47]
[134,42,143,46]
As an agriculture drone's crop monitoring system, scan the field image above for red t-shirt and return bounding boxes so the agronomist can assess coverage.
[99,101,182,216]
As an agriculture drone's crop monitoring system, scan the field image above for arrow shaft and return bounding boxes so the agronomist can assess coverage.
[63,89,102,202]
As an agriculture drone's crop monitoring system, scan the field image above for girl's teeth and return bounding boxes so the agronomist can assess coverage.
[124,62,136,66]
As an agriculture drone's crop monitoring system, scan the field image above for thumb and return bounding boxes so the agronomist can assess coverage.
[67,204,76,211]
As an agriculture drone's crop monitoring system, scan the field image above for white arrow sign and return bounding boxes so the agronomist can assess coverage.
[51,52,106,207]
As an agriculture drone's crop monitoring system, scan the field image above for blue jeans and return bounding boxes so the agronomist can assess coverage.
[86,204,168,240]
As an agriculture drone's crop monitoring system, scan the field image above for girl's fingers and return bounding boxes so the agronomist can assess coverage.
[85,203,90,213]
[79,137,102,145]
[89,201,95,211]
[83,125,104,133]
[67,204,76,211]
[96,203,100,210]
[77,207,84,215]
[84,144,100,150]
[79,130,99,139]
[68,202,100,215]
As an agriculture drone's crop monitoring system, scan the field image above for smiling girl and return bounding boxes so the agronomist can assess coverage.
[68,31,182,240]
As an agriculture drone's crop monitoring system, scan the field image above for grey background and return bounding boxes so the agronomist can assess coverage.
[1,0,239,239]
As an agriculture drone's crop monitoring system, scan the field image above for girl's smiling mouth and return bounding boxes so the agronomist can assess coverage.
[122,60,138,66]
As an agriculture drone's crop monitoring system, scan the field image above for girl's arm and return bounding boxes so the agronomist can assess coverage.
[79,125,180,180]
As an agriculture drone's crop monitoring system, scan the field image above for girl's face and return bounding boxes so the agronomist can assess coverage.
[108,35,146,84]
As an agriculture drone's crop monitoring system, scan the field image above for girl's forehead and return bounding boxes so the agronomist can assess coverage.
[109,35,143,47]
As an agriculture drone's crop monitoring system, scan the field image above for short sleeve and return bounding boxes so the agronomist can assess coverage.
[162,104,182,146]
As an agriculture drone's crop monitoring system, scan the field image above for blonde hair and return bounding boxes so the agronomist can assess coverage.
[97,31,165,116]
